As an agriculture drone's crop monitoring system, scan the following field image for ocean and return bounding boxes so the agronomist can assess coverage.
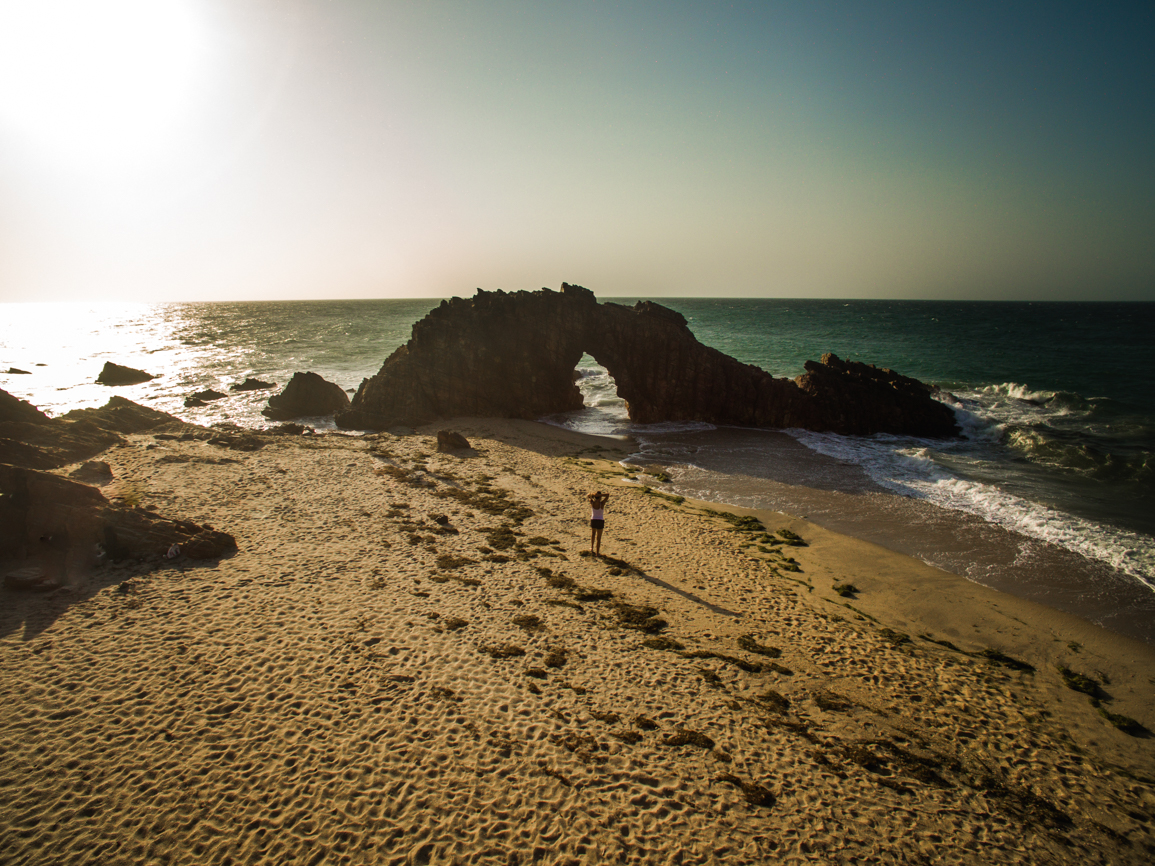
[2,297,1153,642]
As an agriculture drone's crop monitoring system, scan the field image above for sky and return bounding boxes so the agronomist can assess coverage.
[0,0,1152,303]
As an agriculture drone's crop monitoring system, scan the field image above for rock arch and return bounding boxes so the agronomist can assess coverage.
[336,284,959,438]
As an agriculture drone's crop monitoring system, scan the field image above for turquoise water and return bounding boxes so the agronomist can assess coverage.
[2,297,1153,638]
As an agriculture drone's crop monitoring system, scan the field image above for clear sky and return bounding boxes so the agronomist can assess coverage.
[0,0,1152,303]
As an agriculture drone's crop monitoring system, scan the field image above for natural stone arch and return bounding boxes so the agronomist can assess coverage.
[337,284,959,438]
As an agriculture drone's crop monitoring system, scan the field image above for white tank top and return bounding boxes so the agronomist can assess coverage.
[591,508,604,520]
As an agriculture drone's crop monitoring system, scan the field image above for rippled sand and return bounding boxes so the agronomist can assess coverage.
[2,418,1153,864]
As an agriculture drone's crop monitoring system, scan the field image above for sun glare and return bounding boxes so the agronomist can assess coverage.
[0,0,212,173]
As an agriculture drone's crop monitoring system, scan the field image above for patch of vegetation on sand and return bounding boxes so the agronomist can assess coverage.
[979,648,1035,672]
[543,647,568,668]
[1057,665,1102,698]
[481,643,526,659]
[755,689,791,713]
[662,729,715,749]
[714,773,776,807]
[433,479,534,524]
[512,614,546,633]
[679,649,763,673]
[436,554,476,570]
[737,634,782,658]
[813,691,853,712]
[611,602,667,633]
[641,636,684,652]
[833,583,858,597]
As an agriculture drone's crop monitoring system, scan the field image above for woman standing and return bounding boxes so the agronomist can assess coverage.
[588,490,610,556]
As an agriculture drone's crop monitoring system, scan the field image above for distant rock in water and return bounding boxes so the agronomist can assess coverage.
[6,367,30,374]
[230,377,275,392]
[185,389,228,407]
[262,372,350,421]
[337,284,960,438]
[96,362,155,386]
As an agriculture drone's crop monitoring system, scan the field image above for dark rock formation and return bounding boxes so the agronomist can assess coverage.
[68,460,113,486]
[231,378,275,392]
[1,390,178,470]
[96,362,155,386]
[437,430,471,452]
[263,372,350,421]
[185,389,228,407]
[6,367,30,375]
[338,285,960,438]
[0,464,235,566]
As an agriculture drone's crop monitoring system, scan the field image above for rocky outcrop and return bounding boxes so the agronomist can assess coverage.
[0,464,235,566]
[96,362,155,386]
[338,285,960,438]
[437,430,471,452]
[1,391,179,470]
[263,372,350,421]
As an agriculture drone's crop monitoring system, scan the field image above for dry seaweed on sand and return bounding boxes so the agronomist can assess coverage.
[611,602,667,633]
[698,668,724,687]
[878,628,912,647]
[633,715,659,730]
[641,636,684,651]
[755,689,791,713]
[714,773,776,808]
[833,583,858,597]
[737,634,782,657]
[813,691,853,712]
[572,586,613,602]
[662,729,715,749]
[765,661,793,675]
[435,554,476,570]
[980,648,1035,672]
[1057,665,1103,698]
[481,643,526,659]
[512,614,546,632]
[1091,701,1149,736]
[777,528,808,546]
[975,776,1072,829]
[679,649,762,673]
[543,648,568,668]
[611,729,643,744]
[589,710,621,725]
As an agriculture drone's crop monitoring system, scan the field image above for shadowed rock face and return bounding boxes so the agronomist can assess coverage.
[338,285,960,438]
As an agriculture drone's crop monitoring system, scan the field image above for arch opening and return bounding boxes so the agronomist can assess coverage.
[560,352,629,435]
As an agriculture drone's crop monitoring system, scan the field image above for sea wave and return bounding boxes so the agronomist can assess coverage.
[787,427,1155,587]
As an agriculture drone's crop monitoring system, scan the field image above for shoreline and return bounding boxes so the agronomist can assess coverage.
[617,424,1155,646]
[3,415,1153,863]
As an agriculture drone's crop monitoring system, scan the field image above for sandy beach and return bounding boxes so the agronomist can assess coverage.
[2,417,1154,865]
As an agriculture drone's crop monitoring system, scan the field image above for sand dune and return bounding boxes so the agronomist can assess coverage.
[2,418,1153,864]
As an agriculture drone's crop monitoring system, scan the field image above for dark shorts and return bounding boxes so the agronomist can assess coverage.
[590,519,605,530]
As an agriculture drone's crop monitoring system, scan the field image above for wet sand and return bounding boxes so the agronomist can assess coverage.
[2,418,1154,864]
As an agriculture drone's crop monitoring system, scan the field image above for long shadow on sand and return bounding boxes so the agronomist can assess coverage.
[1,553,234,643]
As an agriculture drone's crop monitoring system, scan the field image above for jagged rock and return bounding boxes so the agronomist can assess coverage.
[96,362,155,386]
[1,389,52,426]
[262,372,350,421]
[0,464,236,565]
[1,390,179,470]
[230,378,275,392]
[337,285,960,438]
[184,389,228,407]
[6,367,30,375]
[437,430,471,452]
[62,397,178,434]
